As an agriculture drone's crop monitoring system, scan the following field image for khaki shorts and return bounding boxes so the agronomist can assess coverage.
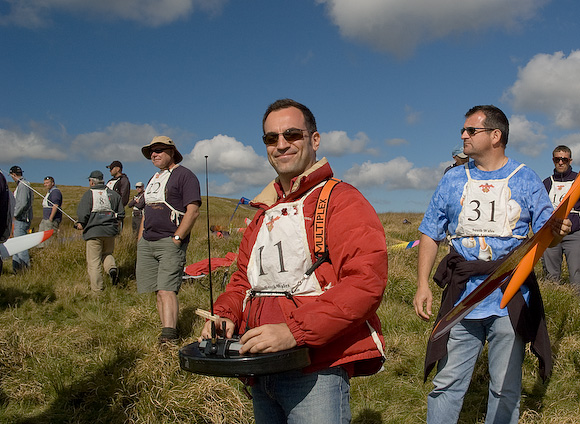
[136,237,187,293]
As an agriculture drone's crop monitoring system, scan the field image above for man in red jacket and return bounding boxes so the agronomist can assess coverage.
[201,99,388,423]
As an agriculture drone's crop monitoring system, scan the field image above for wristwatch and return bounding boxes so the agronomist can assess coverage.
[173,235,181,241]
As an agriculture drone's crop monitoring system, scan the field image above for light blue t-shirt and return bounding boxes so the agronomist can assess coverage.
[419,158,553,318]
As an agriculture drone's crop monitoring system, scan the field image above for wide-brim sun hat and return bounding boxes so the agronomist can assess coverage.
[141,136,183,164]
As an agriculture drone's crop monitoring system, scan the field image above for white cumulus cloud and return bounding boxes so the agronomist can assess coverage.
[183,135,275,195]
[71,122,161,162]
[0,0,227,28]
[343,156,445,190]
[0,128,67,163]
[554,133,580,160]
[317,131,370,157]
[317,0,547,58]
[503,50,580,129]
[507,115,547,156]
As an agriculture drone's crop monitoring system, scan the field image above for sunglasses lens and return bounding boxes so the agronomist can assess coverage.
[263,133,278,145]
[553,157,570,164]
[282,129,305,142]
[263,129,306,145]
[461,127,476,136]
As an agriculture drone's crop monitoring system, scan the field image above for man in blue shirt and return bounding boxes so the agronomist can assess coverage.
[413,105,571,424]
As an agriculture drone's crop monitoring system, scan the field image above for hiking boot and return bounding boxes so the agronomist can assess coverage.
[109,268,119,286]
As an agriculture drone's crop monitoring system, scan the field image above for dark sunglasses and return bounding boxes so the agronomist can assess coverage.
[460,127,496,136]
[151,147,171,154]
[553,157,571,164]
[263,128,309,146]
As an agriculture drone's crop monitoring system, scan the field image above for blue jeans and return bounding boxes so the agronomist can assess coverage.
[428,316,524,424]
[252,367,351,424]
[12,220,30,271]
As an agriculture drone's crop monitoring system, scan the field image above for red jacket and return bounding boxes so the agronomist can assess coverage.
[213,159,388,376]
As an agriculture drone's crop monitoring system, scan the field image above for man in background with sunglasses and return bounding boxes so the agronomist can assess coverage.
[542,145,580,288]
[201,98,388,423]
[414,105,571,424]
[138,136,201,347]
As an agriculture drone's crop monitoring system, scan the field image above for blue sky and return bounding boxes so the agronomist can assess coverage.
[2,0,580,213]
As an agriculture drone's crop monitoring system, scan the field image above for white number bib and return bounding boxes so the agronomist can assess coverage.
[91,189,113,213]
[42,191,51,208]
[455,164,524,238]
[548,177,574,209]
[145,170,171,205]
[247,187,323,296]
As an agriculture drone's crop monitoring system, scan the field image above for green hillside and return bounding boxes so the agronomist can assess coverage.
[1,185,579,423]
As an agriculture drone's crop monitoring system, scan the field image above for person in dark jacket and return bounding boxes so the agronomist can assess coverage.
[106,160,131,207]
[127,181,145,234]
[76,170,125,292]
[0,171,11,273]
[542,145,580,287]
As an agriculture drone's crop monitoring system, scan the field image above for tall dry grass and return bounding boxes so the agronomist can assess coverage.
[1,186,580,423]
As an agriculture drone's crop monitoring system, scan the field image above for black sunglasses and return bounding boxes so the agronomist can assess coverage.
[151,147,171,154]
[553,157,571,164]
[263,128,309,146]
[460,127,496,136]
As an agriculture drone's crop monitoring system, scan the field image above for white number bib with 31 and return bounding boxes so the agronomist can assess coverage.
[455,164,524,238]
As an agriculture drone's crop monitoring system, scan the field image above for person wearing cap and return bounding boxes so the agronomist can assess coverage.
[137,136,201,346]
[127,181,145,234]
[541,145,580,288]
[106,160,131,207]
[38,176,63,247]
[444,145,469,174]
[9,166,33,272]
[75,170,125,292]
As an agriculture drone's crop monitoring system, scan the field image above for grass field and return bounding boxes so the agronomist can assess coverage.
[1,184,579,423]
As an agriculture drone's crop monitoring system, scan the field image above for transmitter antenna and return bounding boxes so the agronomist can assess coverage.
[205,156,216,344]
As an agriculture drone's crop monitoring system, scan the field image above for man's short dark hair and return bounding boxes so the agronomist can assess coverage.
[44,176,55,183]
[465,105,509,146]
[553,145,572,158]
[262,99,317,134]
